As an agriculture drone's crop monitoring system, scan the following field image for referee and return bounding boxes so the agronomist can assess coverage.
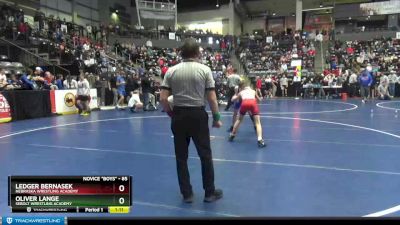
[160,39,223,203]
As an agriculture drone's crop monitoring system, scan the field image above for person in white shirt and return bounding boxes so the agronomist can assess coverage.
[86,24,92,38]
[380,73,389,87]
[63,75,78,89]
[76,73,91,116]
[128,89,143,113]
[146,40,153,48]
[280,74,288,97]
[388,71,398,97]
[0,69,7,90]
[349,71,358,97]
[83,43,90,51]
[378,79,392,100]
[316,33,323,42]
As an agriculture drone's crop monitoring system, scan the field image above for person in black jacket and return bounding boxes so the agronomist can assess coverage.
[141,73,154,110]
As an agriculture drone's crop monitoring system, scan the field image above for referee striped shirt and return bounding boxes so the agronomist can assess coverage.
[161,60,215,107]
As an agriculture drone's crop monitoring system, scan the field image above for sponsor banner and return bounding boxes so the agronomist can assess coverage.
[1,216,65,225]
[360,1,400,16]
[0,93,12,123]
[168,32,176,40]
[52,89,98,115]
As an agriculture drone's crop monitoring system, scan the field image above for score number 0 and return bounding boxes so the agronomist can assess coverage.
[118,184,127,205]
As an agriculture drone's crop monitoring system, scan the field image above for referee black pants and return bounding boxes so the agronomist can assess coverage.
[171,107,215,197]
[225,87,235,110]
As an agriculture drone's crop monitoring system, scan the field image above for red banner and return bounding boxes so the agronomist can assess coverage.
[0,93,11,123]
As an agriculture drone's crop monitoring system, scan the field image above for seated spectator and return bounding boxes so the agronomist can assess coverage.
[0,69,7,90]
[20,69,36,90]
[63,75,78,89]
[43,71,58,90]
[128,89,143,113]
[378,80,392,100]
[5,74,22,90]
[55,74,64,90]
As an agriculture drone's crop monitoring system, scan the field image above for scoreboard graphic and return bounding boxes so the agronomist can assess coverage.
[8,176,132,214]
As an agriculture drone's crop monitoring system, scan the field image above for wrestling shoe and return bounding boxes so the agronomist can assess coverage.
[258,139,266,148]
[228,134,235,142]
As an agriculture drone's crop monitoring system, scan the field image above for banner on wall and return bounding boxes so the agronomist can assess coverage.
[50,89,98,115]
[0,93,11,123]
[291,59,302,67]
[360,1,400,16]
[168,32,176,40]
[266,36,273,43]
[396,32,400,40]
[61,24,68,34]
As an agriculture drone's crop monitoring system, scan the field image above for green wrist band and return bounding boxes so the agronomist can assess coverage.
[213,112,221,121]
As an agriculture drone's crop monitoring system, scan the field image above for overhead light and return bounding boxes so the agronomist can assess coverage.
[272,12,276,16]
[216,0,219,7]
[348,17,351,20]
[161,4,165,8]
[292,13,295,17]
[115,10,119,13]
[320,3,323,7]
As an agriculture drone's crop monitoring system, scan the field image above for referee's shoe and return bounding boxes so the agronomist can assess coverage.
[204,189,223,203]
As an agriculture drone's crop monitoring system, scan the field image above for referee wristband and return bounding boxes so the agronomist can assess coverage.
[213,112,221,122]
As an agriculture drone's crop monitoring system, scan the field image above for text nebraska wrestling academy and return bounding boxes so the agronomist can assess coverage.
[14,183,78,194]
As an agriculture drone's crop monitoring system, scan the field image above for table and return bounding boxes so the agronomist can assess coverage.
[1,90,52,121]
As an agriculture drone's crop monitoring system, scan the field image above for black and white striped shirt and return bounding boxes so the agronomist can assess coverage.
[161,61,215,107]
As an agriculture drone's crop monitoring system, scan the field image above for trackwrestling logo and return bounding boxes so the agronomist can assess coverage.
[2,217,65,224]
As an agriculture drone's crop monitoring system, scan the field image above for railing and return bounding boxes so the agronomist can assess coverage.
[137,0,176,11]
[102,53,136,72]
[0,37,70,76]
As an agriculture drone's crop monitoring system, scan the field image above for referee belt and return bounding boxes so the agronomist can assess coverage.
[174,106,205,110]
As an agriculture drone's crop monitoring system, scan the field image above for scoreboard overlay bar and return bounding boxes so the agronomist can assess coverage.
[8,176,132,214]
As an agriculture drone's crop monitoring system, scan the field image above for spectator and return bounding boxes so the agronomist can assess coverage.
[280,74,288,97]
[116,70,126,109]
[141,73,154,110]
[76,73,91,116]
[128,88,144,113]
[348,70,358,98]
[20,69,36,90]
[108,74,118,107]
[378,79,392,100]
[63,75,78,89]
[359,67,373,103]
[5,74,22,90]
[55,74,64,90]
[87,72,96,88]
[0,69,7,90]
[43,71,58,90]
[388,70,397,97]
